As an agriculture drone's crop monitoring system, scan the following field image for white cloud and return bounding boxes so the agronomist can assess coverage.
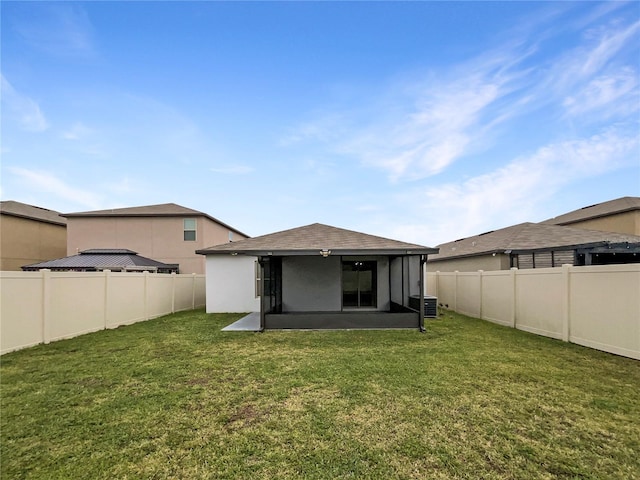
[7,167,103,210]
[389,127,639,246]
[564,70,639,120]
[0,75,49,132]
[580,20,640,78]
[283,7,639,183]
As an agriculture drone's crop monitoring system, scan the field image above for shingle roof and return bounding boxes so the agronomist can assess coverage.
[541,196,640,226]
[0,200,67,226]
[62,202,248,237]
[22,249,178,271]
[197,223,438,256]
[429,222,640,262]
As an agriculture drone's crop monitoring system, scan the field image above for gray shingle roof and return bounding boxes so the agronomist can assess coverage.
[197,223,438,256]
[541,196,640,226]
[22,249,178,271]
[429,222,640,262]
[0,200,67,226]
[62,202,248,237]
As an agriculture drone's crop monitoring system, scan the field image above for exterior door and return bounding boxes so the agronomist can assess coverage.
[342,260,377,308]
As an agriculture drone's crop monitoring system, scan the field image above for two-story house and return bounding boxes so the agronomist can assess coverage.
[63,203,249,274]
[0,201,67,271]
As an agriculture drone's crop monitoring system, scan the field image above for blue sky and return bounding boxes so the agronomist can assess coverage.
[2,1,639,246]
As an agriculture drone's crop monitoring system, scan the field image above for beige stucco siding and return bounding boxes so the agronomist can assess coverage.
[427,253,509,272]
[0,215,67,271]
[563,210,640,236]
[66,216,247,274]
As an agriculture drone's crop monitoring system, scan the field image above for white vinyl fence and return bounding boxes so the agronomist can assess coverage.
[1,270,206,355]
[426,264,640,360]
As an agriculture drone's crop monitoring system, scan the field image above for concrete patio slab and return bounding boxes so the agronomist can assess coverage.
[221,312,261,332]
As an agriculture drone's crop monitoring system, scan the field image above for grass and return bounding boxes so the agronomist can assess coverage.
[1,310,639,480]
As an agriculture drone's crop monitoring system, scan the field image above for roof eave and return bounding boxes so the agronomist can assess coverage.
[546,206,640,226]
[197,248,439,256]
[1,211,67,226]
[427,249,506,262]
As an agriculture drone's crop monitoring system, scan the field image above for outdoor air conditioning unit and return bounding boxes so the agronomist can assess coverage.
[409,295,438,318]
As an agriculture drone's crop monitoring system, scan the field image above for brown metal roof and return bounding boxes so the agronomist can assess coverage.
[21,249,178,271]
[541,196,640,226]
[0,200,67,226]
[429,222,640,262]
[197,223,438,256]
[62,202,248,237]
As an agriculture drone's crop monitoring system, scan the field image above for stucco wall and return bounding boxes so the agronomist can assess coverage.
[562,210,640,236]
[0,215,67,271]
[427,253,509,272]
[66,216,245,274]
[205,255,260,313]
[282,256,342,311]
[205,254,394,314]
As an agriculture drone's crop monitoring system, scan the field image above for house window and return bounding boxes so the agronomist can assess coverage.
[342,260,377,308]
[183,219,196,241]
[229,231,234,242]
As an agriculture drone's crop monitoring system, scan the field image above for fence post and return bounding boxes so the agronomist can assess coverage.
[478,270,484,319]
[453,271,458,312]
[171,272,176,313]
[41,269,51,344]
[104,269,111,329]
[144,271,149,320]
[510,267,517,328]
[561,264,571,342]
[435,271,440,300]
[192,273,196,309]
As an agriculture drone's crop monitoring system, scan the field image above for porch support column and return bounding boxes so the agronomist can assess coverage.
[419,255,426,332]
[259,257,267,332]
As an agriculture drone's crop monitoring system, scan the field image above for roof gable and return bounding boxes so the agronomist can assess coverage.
[62,202,248,237]
[63,203,203,217]
[197,223,438,256]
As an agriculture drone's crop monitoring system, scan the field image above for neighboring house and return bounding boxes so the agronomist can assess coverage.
[428,222,640,272]
[63,203,248,274]
[22,249,178,273]
[541,196,640,235]
[196,223,438,331]
[0,201,67,271]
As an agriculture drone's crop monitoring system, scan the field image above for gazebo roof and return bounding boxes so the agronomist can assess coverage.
[22,249,179,272]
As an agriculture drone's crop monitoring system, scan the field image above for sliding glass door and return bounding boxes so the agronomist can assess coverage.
[342,261,377,308]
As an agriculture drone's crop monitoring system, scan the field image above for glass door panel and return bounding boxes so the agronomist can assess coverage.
[342,261,377,308]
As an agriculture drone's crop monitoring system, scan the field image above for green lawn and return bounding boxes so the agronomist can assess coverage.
[2,310,639,479]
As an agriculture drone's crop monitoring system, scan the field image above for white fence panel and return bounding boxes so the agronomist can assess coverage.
[569,265,640,358]
[515,269,564,340]
[427,264,640,360]
[1,270,206,355]
[0,272,43,353]
[147,273,174,319]
[481,271,513,327]
[106,272,146,328]
[49,272,106,342]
